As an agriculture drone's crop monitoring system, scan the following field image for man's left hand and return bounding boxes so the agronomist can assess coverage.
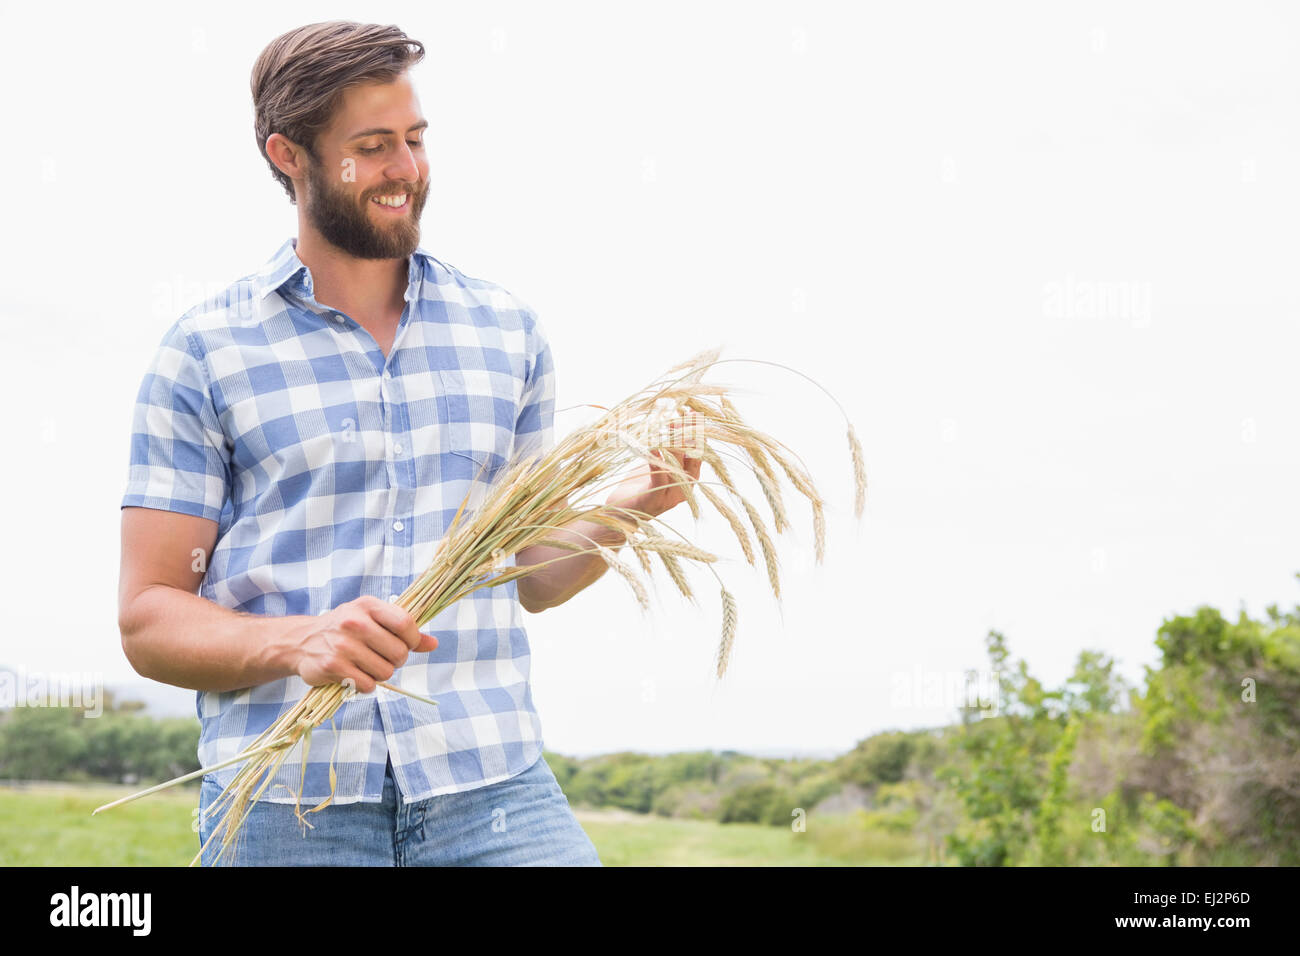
[605,414,703,522]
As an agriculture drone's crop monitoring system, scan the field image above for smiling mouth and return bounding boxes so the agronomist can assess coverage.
[370,193,409,210]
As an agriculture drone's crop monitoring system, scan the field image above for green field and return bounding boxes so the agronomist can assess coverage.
[0,783,922,866]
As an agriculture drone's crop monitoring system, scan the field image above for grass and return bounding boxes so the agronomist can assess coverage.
[1,783,922,866]
[0,783,200,866]
[576,809,925,866]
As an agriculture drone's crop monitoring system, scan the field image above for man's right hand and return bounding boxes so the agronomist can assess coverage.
[286,595,438,693]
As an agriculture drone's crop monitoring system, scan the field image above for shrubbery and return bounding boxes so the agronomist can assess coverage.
[4,577,1297,864]
[0,696,199,784]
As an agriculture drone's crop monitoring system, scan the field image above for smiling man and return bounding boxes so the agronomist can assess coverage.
[117,20,699,867]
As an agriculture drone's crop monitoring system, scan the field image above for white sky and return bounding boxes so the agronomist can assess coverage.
[1,1,1297,757]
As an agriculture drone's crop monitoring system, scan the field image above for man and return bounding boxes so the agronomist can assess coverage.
[118,20,699,866]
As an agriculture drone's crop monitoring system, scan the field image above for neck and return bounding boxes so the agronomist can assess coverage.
[293,226,409,318]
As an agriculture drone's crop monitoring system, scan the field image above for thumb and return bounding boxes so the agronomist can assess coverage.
[417,633,440,652]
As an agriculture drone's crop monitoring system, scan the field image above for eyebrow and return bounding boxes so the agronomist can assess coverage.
[346,120,429,141]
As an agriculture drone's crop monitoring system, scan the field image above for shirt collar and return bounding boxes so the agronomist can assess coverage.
[251,237,435,303]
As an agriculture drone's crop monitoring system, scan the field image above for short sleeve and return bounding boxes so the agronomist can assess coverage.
[511,309,556,465]
[120,322,232,523]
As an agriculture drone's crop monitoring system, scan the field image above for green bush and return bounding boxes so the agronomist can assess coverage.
[0,704,199,785]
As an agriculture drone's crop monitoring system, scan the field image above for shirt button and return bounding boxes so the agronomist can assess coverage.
[333,314,345,324]
[393,520,404,532]
[384,369,392,379]
[388,594,399,603]
[393,442,403,454]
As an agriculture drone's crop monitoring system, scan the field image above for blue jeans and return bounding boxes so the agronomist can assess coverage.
[197,753,602,866]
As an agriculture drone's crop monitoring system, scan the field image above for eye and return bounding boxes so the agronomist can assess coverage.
[357,141,422,154]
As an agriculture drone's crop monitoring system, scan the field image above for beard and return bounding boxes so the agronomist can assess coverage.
[302,153,429,260]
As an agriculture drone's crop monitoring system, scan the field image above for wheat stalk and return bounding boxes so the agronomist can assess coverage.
[700,444,740,497]
[812,497,827,565]
[630,542,655,575]
[93,344,865,864]
[716,588,738,678]
[657,551,695,602]
[848,424,867,519]
[697,483,755,565]
[753,460,789,534]
[738,496,781,600]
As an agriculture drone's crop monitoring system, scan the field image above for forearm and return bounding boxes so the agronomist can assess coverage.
[513,512,632,612]
[119,585,311,693]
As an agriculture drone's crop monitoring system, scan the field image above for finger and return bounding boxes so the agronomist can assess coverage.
[343,615,411,666]
[653,439,680,463]
[684,413,703,459]
[667,415,701,460]
[655,455,686,486]
[688,412,704,458]
[344,668,378,695]
[366,598,425,651]
[367,627,415,667]
[348,643,400,684]
[677,414,698,450]
[323,663,377,695]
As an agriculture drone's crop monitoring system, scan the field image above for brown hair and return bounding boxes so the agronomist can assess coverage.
[251,21,425,204]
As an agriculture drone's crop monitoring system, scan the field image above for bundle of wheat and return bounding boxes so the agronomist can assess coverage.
[93,346,866,865]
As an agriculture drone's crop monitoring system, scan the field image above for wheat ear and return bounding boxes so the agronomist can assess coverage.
[716,588,738,678]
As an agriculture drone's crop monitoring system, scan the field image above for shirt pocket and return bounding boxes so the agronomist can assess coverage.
[435,366,519,492]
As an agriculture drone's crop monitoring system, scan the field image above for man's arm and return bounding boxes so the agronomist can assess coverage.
[514,438,702,612]
[513,509,631,613]
[118,507,436,693]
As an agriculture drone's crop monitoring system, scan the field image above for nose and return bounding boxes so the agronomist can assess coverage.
[386,143,421,185]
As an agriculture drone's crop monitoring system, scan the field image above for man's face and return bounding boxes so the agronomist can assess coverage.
[300,73,431,260]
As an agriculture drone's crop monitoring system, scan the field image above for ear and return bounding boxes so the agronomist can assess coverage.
[265,132,311,183]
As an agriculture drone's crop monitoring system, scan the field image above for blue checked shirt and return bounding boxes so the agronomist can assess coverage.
[121,237,556,805]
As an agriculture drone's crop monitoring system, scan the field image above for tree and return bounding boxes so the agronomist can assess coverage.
[943,630,1068,866]
[1063,650,1130,715]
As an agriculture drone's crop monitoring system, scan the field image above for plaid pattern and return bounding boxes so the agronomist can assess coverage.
[121,237,556,804]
